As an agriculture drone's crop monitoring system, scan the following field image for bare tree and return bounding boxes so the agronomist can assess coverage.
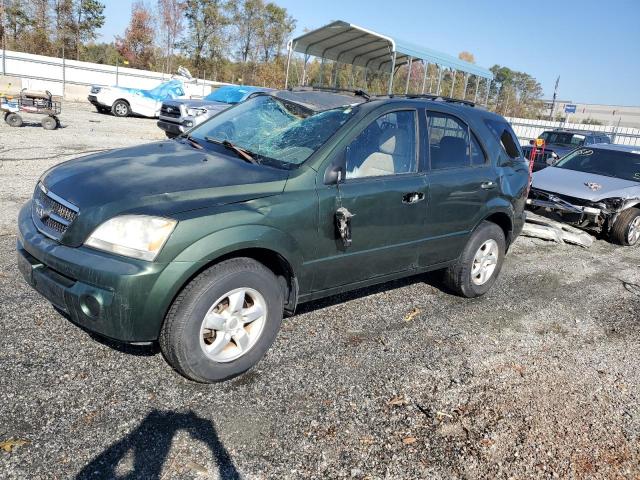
[157,0,183,73]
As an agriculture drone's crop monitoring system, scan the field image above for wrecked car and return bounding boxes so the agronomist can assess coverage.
[17,89,529,383]
[522,129,611,172]
[529,144,640,245]
[158,84,273,138]
[88,79,187,118]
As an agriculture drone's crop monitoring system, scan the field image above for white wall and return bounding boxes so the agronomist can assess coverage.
[506,116,640,147]
[0,49,224,99]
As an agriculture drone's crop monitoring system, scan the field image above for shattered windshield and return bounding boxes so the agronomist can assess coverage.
[145,80,184,100]
[540,131,585,146]
[189,95,357,167]
[555,148,640,182]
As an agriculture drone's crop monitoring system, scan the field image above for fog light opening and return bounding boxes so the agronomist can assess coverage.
[80,294,101,318]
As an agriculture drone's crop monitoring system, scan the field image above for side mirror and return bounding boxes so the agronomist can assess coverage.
[324,162,344,185]
[324,151,346,185]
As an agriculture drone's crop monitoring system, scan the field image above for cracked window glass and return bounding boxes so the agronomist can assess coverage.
[190,95,356,167]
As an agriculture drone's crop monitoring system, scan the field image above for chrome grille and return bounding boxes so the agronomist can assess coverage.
[32,183,79,240]
[160,103,181,118]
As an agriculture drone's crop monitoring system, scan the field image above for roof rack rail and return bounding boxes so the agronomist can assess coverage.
[291,85,371,100]
[380,93,476,107]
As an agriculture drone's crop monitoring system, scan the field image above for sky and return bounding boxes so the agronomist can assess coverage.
[99,0,640,106]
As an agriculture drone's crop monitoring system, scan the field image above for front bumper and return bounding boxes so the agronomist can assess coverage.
[17,202,193,342]
[87,95,109,109]
[157,119,186,135]
[527,190,603,225]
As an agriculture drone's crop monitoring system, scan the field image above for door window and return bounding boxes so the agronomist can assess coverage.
[427,112,472,169]
[345,111,417,179]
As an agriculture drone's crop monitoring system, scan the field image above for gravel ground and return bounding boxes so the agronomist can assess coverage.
[1,102,639,479]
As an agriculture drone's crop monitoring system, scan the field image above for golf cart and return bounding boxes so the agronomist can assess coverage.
[1,89,61,130]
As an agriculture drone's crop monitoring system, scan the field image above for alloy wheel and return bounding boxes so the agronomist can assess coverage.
[199,288,267,363]
[628,216,640,245]
[471,239,499,286]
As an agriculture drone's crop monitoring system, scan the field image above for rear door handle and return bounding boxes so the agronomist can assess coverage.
[480,181,496,190]
[402,192,425,204]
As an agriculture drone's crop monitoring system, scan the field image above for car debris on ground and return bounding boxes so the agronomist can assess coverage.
[522,211,594,247]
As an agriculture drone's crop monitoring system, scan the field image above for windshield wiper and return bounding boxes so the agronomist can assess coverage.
[181,134,203,150]
[205,137,259,164]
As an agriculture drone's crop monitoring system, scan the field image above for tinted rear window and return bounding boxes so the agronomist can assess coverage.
[485,119,523,159]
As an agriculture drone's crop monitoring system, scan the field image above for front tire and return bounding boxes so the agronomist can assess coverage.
[160,258,284,383]
[5,112,23,127]
[444,221,506,298]
[611,207,640,246]
[112,99,131,117]
[41,116,57,130]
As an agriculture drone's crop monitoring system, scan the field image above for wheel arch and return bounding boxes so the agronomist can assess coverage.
[153,225,304,338]
[481,210,514,249]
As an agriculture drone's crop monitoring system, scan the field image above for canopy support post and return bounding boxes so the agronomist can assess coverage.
[473,77,479,103]
[301,54,310,86]
[284,41,293,89]
[319,57,326,87]
[363,67,368,89]
[333,61,340,88]
[405,56,413,94]
[436,66,443,96]
[421,61,428,94]
[485,79,491,106]
[387,50,397,95]
[450,70,456,98]
[462,74,469,100]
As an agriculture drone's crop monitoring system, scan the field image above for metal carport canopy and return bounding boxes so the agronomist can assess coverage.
[288,20,493,80]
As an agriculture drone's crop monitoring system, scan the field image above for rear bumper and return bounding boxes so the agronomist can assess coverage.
[17,201,193,342]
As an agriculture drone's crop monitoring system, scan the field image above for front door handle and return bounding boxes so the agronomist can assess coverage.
[402,192,425,204]
[480,181,496,190]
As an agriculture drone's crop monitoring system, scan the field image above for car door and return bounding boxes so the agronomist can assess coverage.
[421,109,497,266]
[311,108,429,291]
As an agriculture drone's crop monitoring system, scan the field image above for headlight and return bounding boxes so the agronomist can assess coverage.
[90,86,101,94]
[187,107,207,117]
[85,215,177,261]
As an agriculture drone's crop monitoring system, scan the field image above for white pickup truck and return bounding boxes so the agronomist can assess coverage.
[88,79,187,118]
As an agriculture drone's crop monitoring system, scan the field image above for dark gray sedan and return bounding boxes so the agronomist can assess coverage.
[529,144,640,245]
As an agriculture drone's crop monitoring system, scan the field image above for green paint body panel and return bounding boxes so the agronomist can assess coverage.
[17,98,528,343]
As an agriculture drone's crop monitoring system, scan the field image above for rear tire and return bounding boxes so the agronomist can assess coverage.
[41,116,57,130]
[5,113,23,127]
[159,258,284,383]
[611,207,640,246]
[112,99,131,117]
[444,221,506,298]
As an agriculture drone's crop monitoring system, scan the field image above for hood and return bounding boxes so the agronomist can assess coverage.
[545,144,574,157]
[532,166,640,202]
[41,141,289,245]
[163,98,230,110]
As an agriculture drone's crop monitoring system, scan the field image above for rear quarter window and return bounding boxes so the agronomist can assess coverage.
[484,119,523,160]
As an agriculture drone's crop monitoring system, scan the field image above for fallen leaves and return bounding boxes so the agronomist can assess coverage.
[404,307,421,322]
[0,438,29,453]
[387,396,408,407]
[402,436,417,445]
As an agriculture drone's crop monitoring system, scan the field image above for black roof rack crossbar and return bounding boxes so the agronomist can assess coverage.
[291,85,371,100]
[380,93,476,107]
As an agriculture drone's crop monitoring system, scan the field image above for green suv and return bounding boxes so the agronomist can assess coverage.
[17,89,528,382]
